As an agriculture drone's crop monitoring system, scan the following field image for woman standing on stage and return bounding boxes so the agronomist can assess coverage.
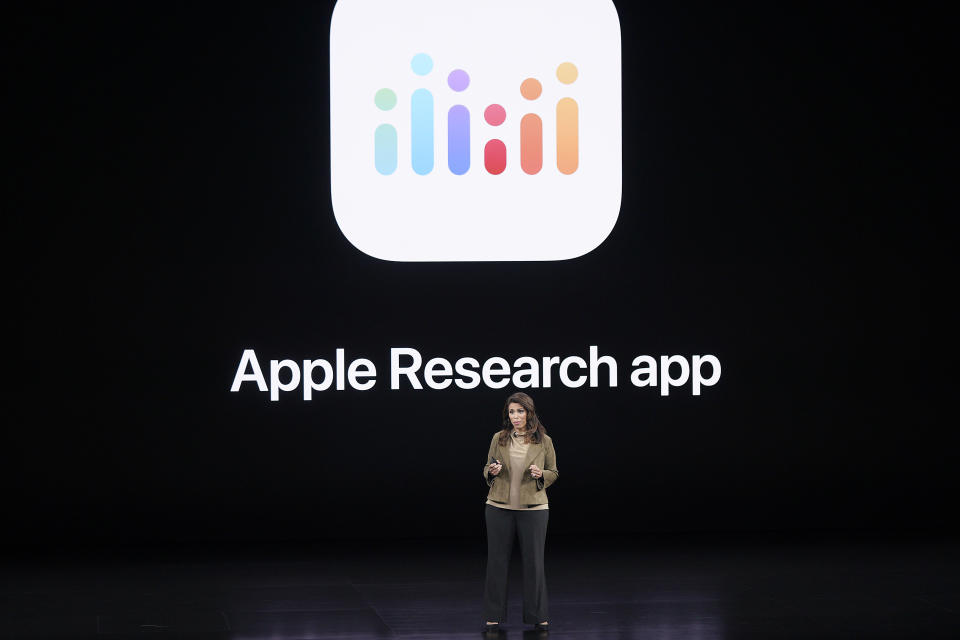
[482,391,559,632]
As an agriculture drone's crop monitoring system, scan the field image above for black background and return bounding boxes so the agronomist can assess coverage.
[6,2,953,547]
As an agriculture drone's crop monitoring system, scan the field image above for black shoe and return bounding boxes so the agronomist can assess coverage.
[482,622,501,632]
[533,622,549,630]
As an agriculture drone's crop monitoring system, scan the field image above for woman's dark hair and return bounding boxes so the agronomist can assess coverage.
[498,391,547,446]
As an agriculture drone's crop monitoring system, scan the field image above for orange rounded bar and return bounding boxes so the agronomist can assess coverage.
[521,114,543,175]
[557,98,579,175]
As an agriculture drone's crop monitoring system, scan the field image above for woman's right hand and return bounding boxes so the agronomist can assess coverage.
[489,462,503,476]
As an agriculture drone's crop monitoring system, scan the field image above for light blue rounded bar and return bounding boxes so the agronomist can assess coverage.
[411,88,434,175]
[375,124,397,175]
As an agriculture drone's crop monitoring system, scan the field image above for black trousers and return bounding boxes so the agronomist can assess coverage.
[482,504,549,624]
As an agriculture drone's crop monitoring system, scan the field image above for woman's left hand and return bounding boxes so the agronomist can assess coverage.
[529,464,542,478]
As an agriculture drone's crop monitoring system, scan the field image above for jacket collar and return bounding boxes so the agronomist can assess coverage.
[499,431,544,472]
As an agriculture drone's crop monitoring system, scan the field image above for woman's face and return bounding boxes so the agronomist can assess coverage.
[508,402,528,430]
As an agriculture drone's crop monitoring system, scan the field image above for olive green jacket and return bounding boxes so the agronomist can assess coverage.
[482,431,559,506]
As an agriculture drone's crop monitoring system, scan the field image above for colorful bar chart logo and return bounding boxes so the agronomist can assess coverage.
[330,0,622,262]
[373,55,581,177]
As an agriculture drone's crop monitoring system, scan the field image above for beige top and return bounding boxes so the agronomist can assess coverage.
[486,430,549,511]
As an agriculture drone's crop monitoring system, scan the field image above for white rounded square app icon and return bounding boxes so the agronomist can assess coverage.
[330,0,622,261]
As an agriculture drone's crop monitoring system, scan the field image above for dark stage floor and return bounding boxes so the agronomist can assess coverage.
[1,533,957,639]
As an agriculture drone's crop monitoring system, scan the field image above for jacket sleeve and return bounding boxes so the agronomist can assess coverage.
[536,436,559,491]
[482,433,499,487]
